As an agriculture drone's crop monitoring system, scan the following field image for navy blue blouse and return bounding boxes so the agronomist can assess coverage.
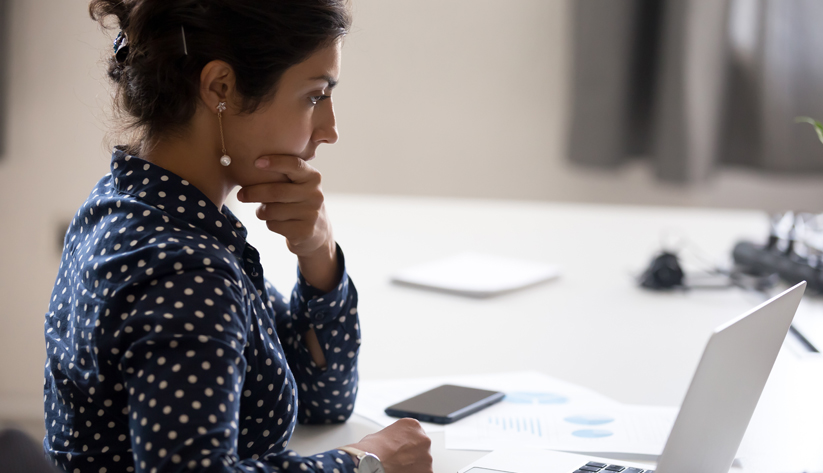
[43,148,361,473]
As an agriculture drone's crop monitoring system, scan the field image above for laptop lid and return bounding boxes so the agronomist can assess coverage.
[655,281,806,473]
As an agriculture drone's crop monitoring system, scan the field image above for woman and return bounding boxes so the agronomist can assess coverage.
[42,1,431,472]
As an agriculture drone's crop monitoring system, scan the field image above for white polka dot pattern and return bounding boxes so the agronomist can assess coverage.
[43,149,360,473]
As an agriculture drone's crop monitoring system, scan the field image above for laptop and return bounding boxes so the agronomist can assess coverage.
[459,281,806,473]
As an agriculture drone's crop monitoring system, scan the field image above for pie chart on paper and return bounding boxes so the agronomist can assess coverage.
[564,414,615,426]
[504,392,569,405]
[572,429,614,439]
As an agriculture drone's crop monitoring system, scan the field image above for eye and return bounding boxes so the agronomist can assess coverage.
[309,94,330,106]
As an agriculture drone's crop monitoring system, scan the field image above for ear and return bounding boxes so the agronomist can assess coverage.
[199,60,237,114]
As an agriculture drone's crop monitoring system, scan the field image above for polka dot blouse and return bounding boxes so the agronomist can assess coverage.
[43,148,361,473]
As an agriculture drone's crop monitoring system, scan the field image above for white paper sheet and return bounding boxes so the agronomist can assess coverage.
[390,252,560,297]
[354,371,619,434]
[445,401,678,455]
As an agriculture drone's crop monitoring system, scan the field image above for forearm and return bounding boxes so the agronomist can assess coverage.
[279,257,360,424]
[298,239,340,368]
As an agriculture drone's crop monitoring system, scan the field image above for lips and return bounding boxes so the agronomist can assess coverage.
[301,146,318,161]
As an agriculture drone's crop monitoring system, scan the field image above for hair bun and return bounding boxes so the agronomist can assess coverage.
[89,0,129,29]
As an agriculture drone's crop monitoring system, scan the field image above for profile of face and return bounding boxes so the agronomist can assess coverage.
[216,40,342,187]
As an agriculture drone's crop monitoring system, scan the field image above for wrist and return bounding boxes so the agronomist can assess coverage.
[338,446,383,473]
[298,238,336,265]
[297,239,339,292]
[338,446,363,466]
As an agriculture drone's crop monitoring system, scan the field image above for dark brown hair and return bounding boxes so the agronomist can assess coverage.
[90,0,351,153]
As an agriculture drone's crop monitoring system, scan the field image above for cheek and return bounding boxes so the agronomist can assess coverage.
[243,103,314,153]
[268,117,314,152]
[224,107,315,186]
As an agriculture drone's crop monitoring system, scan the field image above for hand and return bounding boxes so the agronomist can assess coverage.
[237,155,333,258]
[346,418,433,473]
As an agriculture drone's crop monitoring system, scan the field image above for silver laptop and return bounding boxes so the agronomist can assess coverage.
[460,282,806,473]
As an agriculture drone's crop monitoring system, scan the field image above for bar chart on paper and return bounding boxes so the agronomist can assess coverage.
[487,414,545,436]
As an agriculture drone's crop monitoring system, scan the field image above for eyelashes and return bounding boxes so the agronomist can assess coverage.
[309,94,331,105]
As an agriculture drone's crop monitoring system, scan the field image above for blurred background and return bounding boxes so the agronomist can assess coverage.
[3,0,823,440]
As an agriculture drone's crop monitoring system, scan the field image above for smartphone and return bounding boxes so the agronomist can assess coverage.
[384,384,505,424]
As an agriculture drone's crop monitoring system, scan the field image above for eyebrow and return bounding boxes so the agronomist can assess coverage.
[308,75,338,89]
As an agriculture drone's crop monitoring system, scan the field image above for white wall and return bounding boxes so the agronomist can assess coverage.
[317,0,823,210]
[0,0,114,430]
[3,0,823,437]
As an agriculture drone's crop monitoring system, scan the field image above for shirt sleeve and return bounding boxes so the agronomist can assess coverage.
[273,244,361,425]
[117,266,356,473]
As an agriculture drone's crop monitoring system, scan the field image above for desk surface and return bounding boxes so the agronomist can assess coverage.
[230,194,823,473]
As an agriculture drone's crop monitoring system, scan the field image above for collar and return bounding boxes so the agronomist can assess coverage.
[110,147,248,260]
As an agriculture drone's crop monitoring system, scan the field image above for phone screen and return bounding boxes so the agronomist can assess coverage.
[385,384,504,424]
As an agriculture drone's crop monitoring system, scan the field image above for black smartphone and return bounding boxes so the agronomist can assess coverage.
[384,384,505,424]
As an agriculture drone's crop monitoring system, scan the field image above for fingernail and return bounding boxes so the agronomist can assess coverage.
[237,189,245,201]
[255,157,269,169]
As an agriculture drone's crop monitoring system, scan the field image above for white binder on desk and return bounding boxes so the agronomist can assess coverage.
[390,252,560,298]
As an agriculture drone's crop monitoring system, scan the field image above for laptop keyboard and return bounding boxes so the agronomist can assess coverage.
[573,462,654,473]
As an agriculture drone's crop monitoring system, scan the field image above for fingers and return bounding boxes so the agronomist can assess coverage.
[237,154,332,258]
[253,155,320,184]
[237,155,320,204]
[238,182,321,205]
[265,220,322,252]
[256,202,319,223]
[382,419,433,473]
[392,417,424,432]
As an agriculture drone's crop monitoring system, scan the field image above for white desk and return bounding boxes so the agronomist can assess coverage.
[230,194,823,473]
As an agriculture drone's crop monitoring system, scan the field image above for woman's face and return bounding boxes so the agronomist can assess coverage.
[222,40,342,186]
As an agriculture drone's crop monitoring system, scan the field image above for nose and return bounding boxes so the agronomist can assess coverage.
[313,101,339,145]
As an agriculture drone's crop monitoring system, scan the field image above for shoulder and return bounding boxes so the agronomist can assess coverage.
[69,190,245,298]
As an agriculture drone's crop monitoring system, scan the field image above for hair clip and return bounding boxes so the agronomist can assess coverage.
[181,25,188,56]
[113,30,129,64]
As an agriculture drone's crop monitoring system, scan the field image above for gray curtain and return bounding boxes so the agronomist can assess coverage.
[569,0,823,183]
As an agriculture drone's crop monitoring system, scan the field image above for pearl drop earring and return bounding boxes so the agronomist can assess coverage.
[217,102,231,166]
